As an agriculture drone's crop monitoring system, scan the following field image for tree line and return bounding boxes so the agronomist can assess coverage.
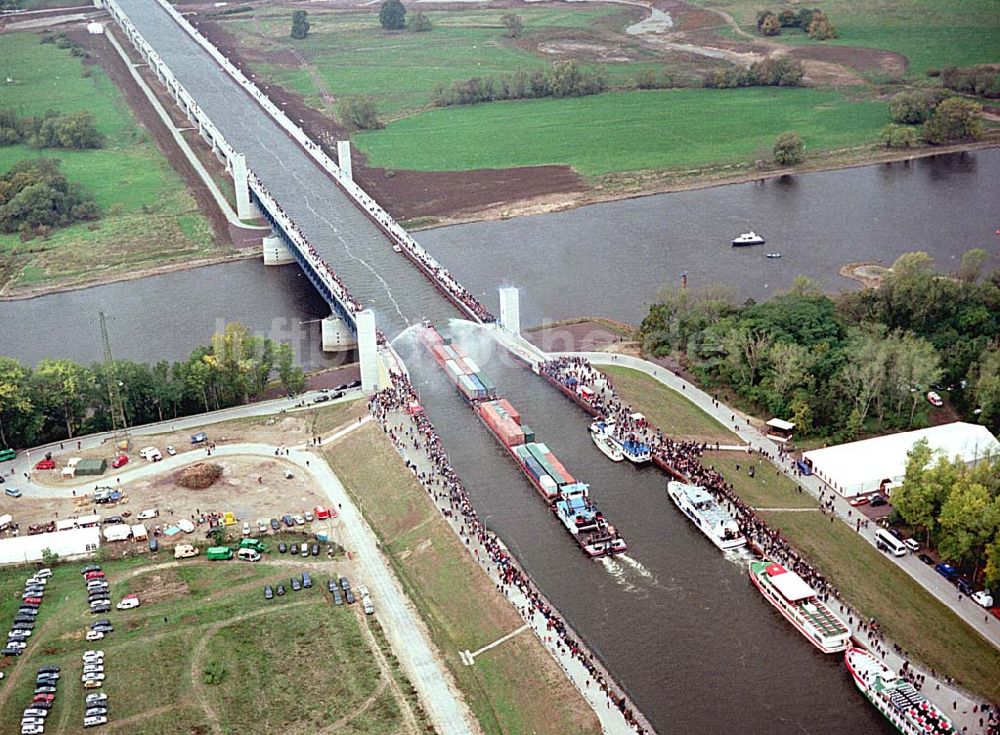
[0,158,100,238]
[0,109,104,150]
[881,90,983,148]
[0,322,306,450]
[756,8,837,40]
[430,61,608,107]
[639,250,1000,441]
[704,55,804,90]
[894,440,1000,589]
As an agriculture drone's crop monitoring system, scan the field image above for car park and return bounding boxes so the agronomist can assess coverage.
[264,585,274,600]
[270,518,280,531]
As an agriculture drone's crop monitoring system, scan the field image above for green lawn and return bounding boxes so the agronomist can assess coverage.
[0,557,415,734]
[693,0,1000,75]
[230,6,654,116]
[0,33,223,292]
[703,452,815,508]
[600,365,739,443]
[759,510,1000,702]
[354,87,889,176]
[323,421,600,735]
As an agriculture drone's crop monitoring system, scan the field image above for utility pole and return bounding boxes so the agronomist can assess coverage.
[100,311,130,451]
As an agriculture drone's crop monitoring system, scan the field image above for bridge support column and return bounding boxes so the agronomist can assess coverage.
[321,315,357,353]
[498,287,520,335]
[337,141,352,182]
[262,233,294,265]
[357,309,379,395]
[230,152,255,220]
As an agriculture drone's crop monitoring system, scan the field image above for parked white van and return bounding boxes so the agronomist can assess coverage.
[137,508,159,520]
[139,446,162,462]
[236,548,261,562]
[874,528,907,557]
[174,544,199,559]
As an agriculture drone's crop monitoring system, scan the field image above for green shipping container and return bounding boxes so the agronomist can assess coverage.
[476,372,496,394]
[520,425,536,442]
[526,443,565,484]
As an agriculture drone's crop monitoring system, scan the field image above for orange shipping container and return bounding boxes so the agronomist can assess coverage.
[497,399,521,425]
[544,453,575,485]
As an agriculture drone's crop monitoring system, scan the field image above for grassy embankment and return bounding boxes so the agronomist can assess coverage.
[323,421,601,735]
[0,556,421,734]
[223,5,890,179]
[692,0,1000,76]
[598,365,1000,701]
[0,33,225,293]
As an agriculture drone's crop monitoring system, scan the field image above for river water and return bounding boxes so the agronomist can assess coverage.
[397,322,894,735]
[2,150,997,366]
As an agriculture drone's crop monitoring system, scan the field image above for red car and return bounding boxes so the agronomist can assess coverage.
[848,496,870,507]
[22,597,42,605]
[33,694,55,703]
[111,455,129,469]
[991,607,1000,622]
[34,459,55,470]
[84,571,105,580]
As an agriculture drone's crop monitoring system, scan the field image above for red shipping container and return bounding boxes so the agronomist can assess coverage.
[497,399,521,425]
[432,345,451,365]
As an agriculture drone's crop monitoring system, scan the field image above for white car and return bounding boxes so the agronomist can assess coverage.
[21,725,44,735]
[926,391,944,407]
[84,716,108,728]
[34,569,52,578]
[257,519,268,533]
[903,538,920,552]
[85,631,105,643]
[6,640,26,650]
[293,515,305,526]
[116,595,140,610]
[85,650,105,658]
[82,673,105,682]
[86,693,107,705]
[304,511,314,522]
[242,522,251,536]
[971,590,995,608]
[83,657,104,667]
[9,628,31,637]
[83,665,104,675]
[165,445,176,456]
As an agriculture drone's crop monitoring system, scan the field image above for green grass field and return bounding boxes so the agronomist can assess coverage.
[759,510,1000,701]
[0,556,417,734]
[323,421,601,735]
[600,365,738,442]
[693,0,1000,75]
[229,6,652,116]
[354,87,889,176]
[702,452,816,508]
[0,33,224,292]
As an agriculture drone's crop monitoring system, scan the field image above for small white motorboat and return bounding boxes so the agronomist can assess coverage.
[766,252,781,259]
[392,244,402,253]
[732,231,765,246]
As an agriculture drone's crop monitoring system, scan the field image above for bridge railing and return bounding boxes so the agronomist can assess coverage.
[145,0,495,325]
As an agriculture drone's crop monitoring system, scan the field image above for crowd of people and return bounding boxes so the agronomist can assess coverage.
[369,375,649,734]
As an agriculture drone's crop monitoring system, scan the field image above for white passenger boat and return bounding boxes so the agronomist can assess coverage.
[732,231,765,246]
[591,431,624,462]
[845,647,956,735]
[589,419,651,464]
[667,481,746,551]
[749,560,850,653]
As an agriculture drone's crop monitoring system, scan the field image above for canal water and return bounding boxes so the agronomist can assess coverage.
[2,149,997,365]
[396,321,895,735]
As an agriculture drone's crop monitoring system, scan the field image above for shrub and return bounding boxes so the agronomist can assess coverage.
[807,12,838,40]
[941,64,1000,98]
[888,90,941,125]
[773,131,804,165]
[378,0,406,30]
[879,123,920,149]
[290,10,309,40]
[756,11,780,36]
[778,9,798,27]
[501,13,523,39]
[923,97,984,144]
[338,96,382,130]
[408,11,431,32]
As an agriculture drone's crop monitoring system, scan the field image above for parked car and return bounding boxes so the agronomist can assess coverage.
[293,515,305,526]
[139,446,162,462]
[83,680,102,689]
[4,487,22,498]
[257,519,268,533]
[848,496,869,507]
[264,585,274,600]
[85,693,107,705]
[282,515,294,528]
[290,577,301,592]
[191,432,208,444]
[304,511,314,522]
[971,590,995,608]
[166,445,177,455]
[85,631,104,641]
[81,673,105,682]
[276,584,286,596]
[34,459,55,470]
[289,543,298,556]
[869,495,888,507]
[935,562,958,580]
[242,522,251,536]
[903,538,920,552]
[278,543,287,554]
[300,544,309,558]
[270,518,280,531]
[116,594,140,610]
[111,455,129,469]
[302,572,312,589]
[956,577,974,596]
[310,544,319,556]
[84,716,108,727]
[926,390,944,407]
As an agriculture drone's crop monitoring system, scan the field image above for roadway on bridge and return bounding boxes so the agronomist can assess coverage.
[112,0,461,337]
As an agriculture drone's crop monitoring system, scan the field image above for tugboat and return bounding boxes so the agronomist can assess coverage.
[845,647,956,735]
[732,231,765,246]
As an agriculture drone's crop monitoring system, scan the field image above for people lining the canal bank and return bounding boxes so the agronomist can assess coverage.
[369,377,648,733]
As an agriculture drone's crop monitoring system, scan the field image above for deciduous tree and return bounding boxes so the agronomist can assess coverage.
[923,97,983,144]
[290,10,310,39]
[772,131,803,165]
[379,0,406,30]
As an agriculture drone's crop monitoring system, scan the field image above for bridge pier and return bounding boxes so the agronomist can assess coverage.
[230,152,255,221]
[262,232,295,265]
[321,315,357,353]
[337,140,352,182]
[356,309,379,394]
[499,287,521,335]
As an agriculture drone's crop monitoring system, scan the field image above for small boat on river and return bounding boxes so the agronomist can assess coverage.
[732,231,765,246]
[766,252,781,259]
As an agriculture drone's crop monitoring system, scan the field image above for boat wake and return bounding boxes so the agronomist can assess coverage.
[600,555,660,595]
[724,546,754,568]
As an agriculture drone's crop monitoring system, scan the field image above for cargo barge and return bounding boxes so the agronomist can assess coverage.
[421,326,626,557]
